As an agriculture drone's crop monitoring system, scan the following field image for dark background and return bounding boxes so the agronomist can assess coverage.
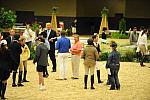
[0,0,150,34]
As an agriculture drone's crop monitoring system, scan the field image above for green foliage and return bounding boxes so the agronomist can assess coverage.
[119,18,126,34]
[30,46,36,60]
[66,28,72,36]
[120,50,136,62]
[0,8,16,29]
[32,23,39,31]
[148,35,150,40]
[100,52,109,61]
[100,48,136,62]
[148,45,150,50]
[51,6,58,14]
[101,7,109,16]
[111,32,129,39]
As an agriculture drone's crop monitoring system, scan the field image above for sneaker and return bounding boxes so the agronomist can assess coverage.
[39,85,46,91]
[45,74,49,78]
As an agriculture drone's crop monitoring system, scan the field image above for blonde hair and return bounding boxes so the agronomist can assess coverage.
[46,23,52,26]
[19,36,26,41]
[73,34,79,39]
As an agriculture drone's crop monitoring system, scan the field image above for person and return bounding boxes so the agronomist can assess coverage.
[92,35,103,83]
[56,30,71,80]
[42,23,57,72]
[18,37,30,85]
[70,34,82,79]
[129,27,138,45]
[81,38,99,89]
[6,29,15,46]
[0,32,3,43]
[36,24,44,37]
[23,24,33,51]
[136,26,145,62]
[71,18,77,34]
[33,37,48,91]
[137,28,148,66]
[9,34,22,87]
[105,41,120,90]
[101,27,107,44]
[0,40,12,99]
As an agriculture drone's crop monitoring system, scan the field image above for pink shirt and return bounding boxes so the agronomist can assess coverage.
[70,41,82,55]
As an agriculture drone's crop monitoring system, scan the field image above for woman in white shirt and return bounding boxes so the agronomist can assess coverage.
[137,29,148,66]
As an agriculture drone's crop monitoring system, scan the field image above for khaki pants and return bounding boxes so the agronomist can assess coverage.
[19,60,27,71]
[95,61,100,70]
[71,55,80,78]
[84,63,95,75]
[139,44,146,55]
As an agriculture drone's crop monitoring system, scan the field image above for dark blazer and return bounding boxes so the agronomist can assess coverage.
[43,30,57,51]
[9,41,22,70]
[0,48,12,80]
[102,32,107,39]
[6,36,14,46]
[33,43,49,66]
[0,48,12,71]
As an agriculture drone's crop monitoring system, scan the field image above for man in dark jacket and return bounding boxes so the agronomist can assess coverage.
[106,41,120,90]
[42,23,57,72]
[9,34,22,87]
[6,29,15,46]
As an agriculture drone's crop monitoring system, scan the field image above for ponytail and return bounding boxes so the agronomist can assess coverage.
[141,29,147,36]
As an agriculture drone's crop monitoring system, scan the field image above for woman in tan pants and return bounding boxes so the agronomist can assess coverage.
[137,28,148,66]
[81,38,99,89]
[18,37,30,86]
[70,34,82,79]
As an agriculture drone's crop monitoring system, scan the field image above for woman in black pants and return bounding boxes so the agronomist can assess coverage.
[0,40,12,99]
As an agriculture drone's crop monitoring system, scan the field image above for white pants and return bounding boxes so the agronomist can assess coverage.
[95,61,100,70]
[71,55,80,78]
[58,53,69,79]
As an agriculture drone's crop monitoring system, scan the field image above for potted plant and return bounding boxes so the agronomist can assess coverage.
[0,8,16,31]
[119,18,126,34]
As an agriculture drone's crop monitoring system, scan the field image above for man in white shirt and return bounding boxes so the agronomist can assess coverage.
[23,24,33,51]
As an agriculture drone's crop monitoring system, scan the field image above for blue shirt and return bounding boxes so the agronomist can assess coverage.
[56,36,71,53]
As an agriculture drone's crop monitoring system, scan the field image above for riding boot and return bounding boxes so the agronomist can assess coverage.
[18,71,24,87]
[1,83,7,99]
[106,75,111,85]
[97,70,103,83]
[23,71,29,82]
[84,75,88,89]
[0,81,2,97]
[12,72,17,87]
[91,75,95,89]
